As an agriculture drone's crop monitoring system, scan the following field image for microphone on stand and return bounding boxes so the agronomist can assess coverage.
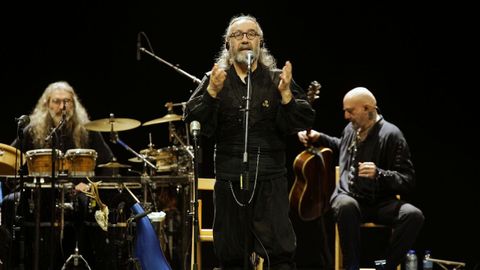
[129,209,153,222]
[61,99,68,122]
[189,121,201,138]
[190,121,201,164]
[247,51,255,72]
[15,115,30,128]
[136,33,142,61]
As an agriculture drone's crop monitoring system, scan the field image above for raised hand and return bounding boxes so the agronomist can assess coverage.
[278,61,293,104]
[207,63,227,98]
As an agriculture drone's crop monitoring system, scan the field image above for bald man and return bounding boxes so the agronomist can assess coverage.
[298,87,424,270]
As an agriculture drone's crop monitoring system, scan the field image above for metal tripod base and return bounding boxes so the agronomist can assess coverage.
[61,246,92,270]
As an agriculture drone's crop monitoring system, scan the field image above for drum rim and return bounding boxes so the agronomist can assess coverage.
[26,148,63,156]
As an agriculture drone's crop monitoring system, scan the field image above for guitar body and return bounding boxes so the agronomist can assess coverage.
[289,146,334,221]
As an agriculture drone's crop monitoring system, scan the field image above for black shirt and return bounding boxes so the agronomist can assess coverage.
[185,64,315,180]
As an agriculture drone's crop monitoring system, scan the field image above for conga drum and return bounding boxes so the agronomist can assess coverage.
[0,143,25,175]
[25,149,64,176]
[64,149,97,177]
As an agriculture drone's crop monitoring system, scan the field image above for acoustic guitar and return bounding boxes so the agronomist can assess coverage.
[289,81,335,221]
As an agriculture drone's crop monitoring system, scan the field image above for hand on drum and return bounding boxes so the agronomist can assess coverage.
[75,182,90,193]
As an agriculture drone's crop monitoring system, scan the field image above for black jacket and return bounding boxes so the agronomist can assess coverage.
[185,64,315,180]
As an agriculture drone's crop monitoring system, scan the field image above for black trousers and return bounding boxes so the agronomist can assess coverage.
[331,193,424,270]
[213,176,296,270]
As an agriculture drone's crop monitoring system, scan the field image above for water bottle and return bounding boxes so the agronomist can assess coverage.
[423,250,433,270]
[406,249,418,270]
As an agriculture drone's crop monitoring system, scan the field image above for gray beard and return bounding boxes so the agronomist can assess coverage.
[49,110,71,125]
[234,51,249,65]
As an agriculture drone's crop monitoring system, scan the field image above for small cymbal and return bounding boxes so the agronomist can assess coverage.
[143,113,183,126]
[128,157,144,163]
[85,118,141,132]
[128,155,155,163]
[139,148,158,156]
[98,161,131,168]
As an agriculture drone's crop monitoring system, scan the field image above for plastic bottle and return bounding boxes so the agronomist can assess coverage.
[423,250,433,270]
[406,249,418,270]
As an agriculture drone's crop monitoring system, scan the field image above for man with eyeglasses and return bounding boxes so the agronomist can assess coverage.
[185,14,314,270]
[297,87,424,270]
[11,81,113,167]
[3,81,115,269]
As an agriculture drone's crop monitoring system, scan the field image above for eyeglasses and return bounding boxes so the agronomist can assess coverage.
[229,30,260,40]
[51,98,73,105]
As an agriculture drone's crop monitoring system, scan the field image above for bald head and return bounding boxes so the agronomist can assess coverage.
[342,87,379,131]
[343,87,377,108]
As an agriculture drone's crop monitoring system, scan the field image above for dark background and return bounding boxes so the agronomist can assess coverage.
[1,1,478,269]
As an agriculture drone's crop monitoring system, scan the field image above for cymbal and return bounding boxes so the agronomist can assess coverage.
[128,155,156,163]
[85,118,141,132]
[98,161,132,168]
[143,113,182,126]
[128,157,144,163]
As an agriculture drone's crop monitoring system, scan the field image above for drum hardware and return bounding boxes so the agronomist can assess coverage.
[137,41,200,268]
[85,114,157,173]
[61,242,92,270]
[4,174,188,269]
[59,184,66,242]
[141,102,192,158]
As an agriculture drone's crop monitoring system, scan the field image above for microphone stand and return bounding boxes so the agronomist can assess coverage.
[139,47,202,85]
[13,122,27,270]
[110,132,156,171]
[189,129,200,270]
[44,112,67,270]
[241,59,253,270]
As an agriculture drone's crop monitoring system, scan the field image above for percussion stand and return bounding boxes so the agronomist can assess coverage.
[44,111,67,270]
[167,121,193,160]
[110,131,157,209]
[11,119,28,270]
[60,242,92,270]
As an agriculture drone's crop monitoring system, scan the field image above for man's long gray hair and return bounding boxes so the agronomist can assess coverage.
[215,15,277,70]
[29,81,91,148]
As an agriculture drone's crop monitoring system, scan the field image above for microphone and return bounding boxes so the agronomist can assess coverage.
[62,99,68,118]
[15,115,30,127]
[247,50,255,71]
[129,209,152,222]
[136,33,141,61]
[189,121,201,138]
